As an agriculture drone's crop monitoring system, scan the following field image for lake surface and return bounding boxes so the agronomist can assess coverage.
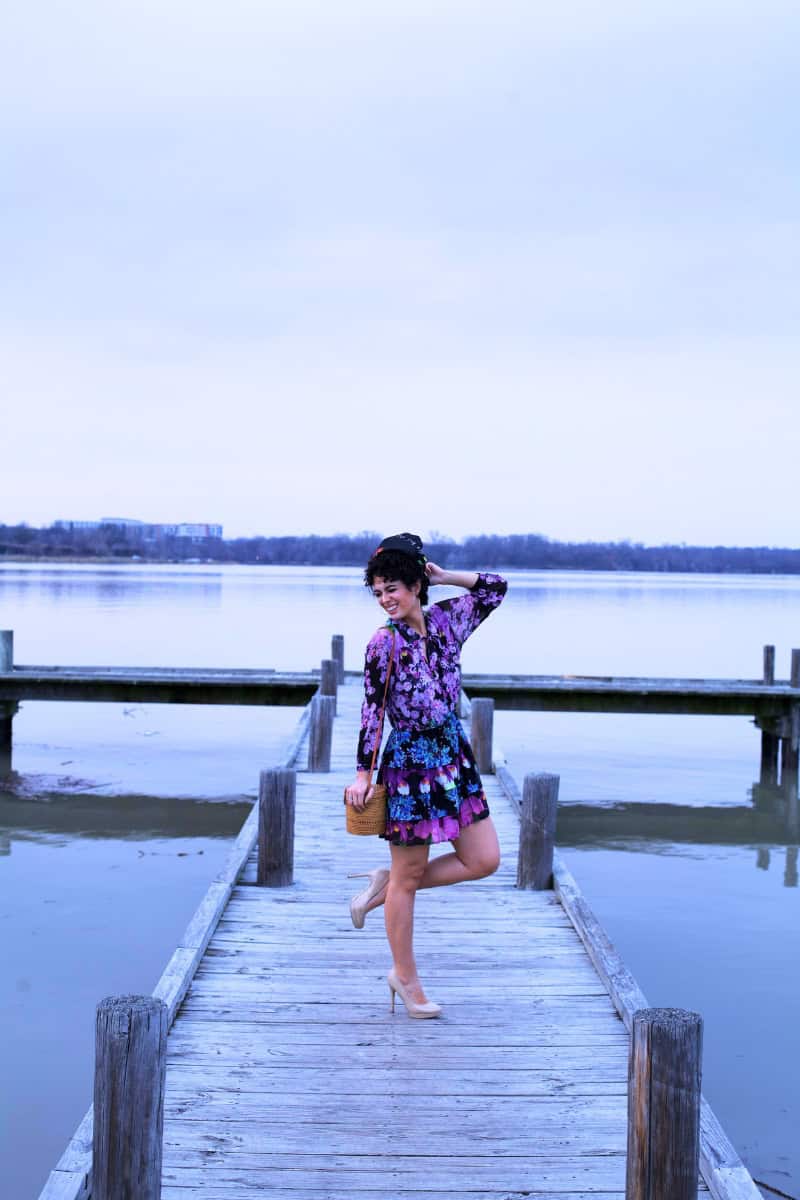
[2,563,798,1199]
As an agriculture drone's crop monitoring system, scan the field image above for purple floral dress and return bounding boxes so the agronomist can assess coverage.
[357,573,507,845]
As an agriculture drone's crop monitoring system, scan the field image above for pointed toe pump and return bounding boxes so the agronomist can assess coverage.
[387,969,442,1019]
[347,867,390,929]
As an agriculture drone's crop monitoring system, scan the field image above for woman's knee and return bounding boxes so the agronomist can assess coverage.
[471,846,501,878]
[389,858,427,892]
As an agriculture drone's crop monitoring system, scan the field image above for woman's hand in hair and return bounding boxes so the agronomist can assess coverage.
[424,561,448,587]
[425,563,479,590]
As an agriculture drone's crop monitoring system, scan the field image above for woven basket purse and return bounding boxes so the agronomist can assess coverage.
[344,630,395,836]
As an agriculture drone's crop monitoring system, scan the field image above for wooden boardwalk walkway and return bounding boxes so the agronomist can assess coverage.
[42,675,764,1199]
[157,679,684,1199]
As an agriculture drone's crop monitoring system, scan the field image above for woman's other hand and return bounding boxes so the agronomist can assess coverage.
[425,561,448,587]
[345,777,374,811]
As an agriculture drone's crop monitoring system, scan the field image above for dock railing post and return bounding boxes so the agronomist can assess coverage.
[470,698,494,774]
[626,1007,702,1200]
[308,694,335,772]
[320,657,338,715]
[0,630,12,672]
[93,994,167,1200]
[759,645,779,787]
[257,767,296,886]
[763,644,775,685]
[331,635,345,684]
[0,631,15,775]
[517,772,559,889]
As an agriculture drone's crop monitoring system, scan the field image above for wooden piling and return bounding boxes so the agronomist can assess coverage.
[760,730,779,787]
[762,644,775,686]
[626,1007,703,1200]
[308,693,335,772]
[93,995,167,1200]
[331,634,345,684]
[760,647,779,785]
[470,697,494,774]
[0,633,14,775]
[320,657,338,715]
[517,772,559,889]
[257,767,296,886]
[791,649,800,689]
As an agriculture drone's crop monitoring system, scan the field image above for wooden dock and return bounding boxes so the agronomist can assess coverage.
[40,676,760,1200]
[2,630,798,787]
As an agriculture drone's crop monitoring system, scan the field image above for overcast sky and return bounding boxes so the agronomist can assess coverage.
[2,1,798,545]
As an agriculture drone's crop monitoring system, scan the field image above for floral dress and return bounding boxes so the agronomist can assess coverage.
[356,573,507,845]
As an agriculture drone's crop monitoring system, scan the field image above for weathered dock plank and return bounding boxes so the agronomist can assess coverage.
[156,679,717,1199]
[41,675,752,1199]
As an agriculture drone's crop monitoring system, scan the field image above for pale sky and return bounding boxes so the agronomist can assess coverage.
[2,1,798,545]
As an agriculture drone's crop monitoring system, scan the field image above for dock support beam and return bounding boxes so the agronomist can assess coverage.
[471,697,494,774]
[517,772,559,890]
[759,645,779,785]
[308,694,335,772]
[93,995,167,1200]
[331,634,345,683]
[626,1007,702,1200]
[1,631,15,776]
[257,767,296,886]
[320,657,338,715]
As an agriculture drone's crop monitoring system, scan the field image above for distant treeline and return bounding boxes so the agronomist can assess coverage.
[2,523,800,574]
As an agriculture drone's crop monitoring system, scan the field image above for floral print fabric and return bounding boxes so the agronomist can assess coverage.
[379,712,490,845]
[356,572,508,771]
[356,572,507,845]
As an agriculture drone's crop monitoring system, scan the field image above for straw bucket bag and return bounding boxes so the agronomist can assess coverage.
[344,630,395,836]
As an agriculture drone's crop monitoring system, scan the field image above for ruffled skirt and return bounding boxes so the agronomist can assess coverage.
[378,712,490,846]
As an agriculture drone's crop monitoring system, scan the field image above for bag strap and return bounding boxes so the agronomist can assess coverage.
[366,628,396,787]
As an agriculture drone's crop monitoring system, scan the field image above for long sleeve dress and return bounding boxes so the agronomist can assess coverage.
[356,573,507,845]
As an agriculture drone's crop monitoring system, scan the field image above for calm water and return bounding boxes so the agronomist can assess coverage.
[2,563,799,1199]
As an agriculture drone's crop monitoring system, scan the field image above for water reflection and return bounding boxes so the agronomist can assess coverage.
[557,777,799,888]
[0,787,251,846]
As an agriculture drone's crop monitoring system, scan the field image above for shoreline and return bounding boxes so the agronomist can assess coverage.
[1,555,800,577]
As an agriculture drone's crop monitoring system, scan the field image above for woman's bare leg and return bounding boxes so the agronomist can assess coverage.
[383,842,431,1002]
[362,815,501,921]
[418,815,501,889]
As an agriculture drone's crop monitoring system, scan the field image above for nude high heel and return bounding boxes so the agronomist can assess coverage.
[347,868,390,929]
[387,968,442,1019]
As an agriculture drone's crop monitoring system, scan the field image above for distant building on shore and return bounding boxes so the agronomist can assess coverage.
[54,518,223,540]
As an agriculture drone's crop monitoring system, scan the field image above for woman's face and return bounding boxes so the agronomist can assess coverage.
[371,575,420,623]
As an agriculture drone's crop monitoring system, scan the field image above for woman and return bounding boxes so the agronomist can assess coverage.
[344,532,507,1019]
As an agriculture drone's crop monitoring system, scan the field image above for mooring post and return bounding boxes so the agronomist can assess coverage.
[320,657,338,715]
[0,631,15,775]
[471,697,494,774]
[257,767,296,886]
[787,652,800,807]
[517,772,559,889]
[308,694,335,772]
[781,715,799,795]
[93,995,167,1200]
[331,634,345,684]
[763,644,775,685]
[626,1007,702,1200]
[759,645,779,786]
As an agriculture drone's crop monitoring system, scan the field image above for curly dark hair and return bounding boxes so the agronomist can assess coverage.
[364,547,429,605]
